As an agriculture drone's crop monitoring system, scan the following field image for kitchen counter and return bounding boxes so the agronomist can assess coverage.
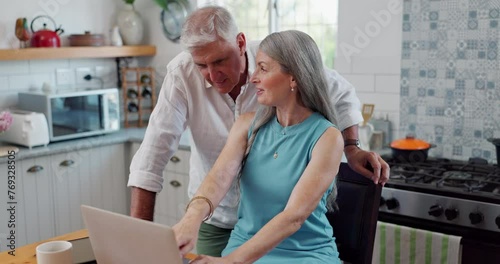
[0,128,191,164]
[0,229,197,263]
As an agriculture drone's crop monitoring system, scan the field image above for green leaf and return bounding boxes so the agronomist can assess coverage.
[124,0,135,4]
[153,0,168,10]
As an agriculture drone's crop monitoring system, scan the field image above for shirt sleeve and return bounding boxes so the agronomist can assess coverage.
[324,68,363,131]
[127,68,189,193]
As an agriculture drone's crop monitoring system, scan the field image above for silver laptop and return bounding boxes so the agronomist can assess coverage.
[81,205,191,264]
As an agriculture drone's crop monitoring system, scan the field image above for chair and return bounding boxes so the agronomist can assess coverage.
[326,163,382,264]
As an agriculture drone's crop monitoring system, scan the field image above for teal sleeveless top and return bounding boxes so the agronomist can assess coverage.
[222,112,341,263]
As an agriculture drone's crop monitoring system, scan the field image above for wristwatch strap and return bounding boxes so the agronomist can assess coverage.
[344,139,360,148]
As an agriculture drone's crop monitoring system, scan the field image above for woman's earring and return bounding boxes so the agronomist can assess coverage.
[291,87,295,92]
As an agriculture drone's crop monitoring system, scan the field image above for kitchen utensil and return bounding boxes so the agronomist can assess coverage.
[361,104,374,126]
[487,138,500,167]
[370,130,384,150]
[30,15,64,48]
[68,31,105,46]
[358,122,374,151]
[390,135,435,163]
[369,115,392,146]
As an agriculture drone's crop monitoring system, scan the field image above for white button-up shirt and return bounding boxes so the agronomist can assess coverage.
[128,41,363,229]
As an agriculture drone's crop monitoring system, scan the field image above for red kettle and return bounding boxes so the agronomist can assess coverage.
[30,15,64,48]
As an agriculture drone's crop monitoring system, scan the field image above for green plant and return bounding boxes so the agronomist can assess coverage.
[153,0,167,10]
[153,0,190,11]
[123,0,135,4]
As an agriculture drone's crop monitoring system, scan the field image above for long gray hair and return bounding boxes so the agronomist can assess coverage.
[244,30,338,210]
[180,5,239,50]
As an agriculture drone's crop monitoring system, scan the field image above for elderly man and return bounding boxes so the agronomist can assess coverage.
[128,5,389,257]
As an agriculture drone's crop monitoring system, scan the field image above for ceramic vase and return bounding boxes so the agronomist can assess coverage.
[116,4,144,45]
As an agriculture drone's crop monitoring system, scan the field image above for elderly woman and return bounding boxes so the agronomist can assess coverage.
[173,30,343,264]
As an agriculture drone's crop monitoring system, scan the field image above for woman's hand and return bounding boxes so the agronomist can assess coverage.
[172,216,201,255]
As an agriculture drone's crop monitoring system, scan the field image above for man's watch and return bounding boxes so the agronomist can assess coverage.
[344,139,360,148]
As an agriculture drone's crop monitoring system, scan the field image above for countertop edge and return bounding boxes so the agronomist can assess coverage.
[0,128,191,164]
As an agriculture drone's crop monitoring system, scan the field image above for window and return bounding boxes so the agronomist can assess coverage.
[197,0,339,68]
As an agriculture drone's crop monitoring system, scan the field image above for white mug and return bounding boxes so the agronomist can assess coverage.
[36,240,73,264]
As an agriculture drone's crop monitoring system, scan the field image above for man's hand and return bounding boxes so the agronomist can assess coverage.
[344,145,389,185]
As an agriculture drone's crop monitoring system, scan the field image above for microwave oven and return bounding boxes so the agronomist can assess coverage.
[18,88,120,142]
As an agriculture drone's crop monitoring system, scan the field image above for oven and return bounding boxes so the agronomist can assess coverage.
[379,156,500,263]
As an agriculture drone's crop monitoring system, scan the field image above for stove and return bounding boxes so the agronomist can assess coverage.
[379,156,500,263]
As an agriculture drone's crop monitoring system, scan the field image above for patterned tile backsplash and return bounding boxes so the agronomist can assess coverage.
[400,0,500,163]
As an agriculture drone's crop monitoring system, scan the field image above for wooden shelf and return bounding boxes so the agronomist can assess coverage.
[0,45,156,61]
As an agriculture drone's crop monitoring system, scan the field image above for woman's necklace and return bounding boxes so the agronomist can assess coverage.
[273,127,288,159]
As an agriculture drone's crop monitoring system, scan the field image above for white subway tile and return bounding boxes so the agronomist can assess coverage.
[342,74,375,92]
[351,56,401,74]
[0,76,8,91]
[375,75,401,93]
[357,92,400,112]
[8,73,53,91]
[333,55,352,74]
[0,60,30,75]
[70,58,115,68]
[29,59,70,73]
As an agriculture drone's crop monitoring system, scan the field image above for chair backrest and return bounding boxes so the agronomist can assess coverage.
[326,163,382,264]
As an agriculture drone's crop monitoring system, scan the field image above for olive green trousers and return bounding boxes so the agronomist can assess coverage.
[196,222,233,257]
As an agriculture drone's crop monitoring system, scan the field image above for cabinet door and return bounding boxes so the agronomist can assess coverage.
[21,156,55,245]
[155,149,190,226]
[52,149,89,236]
[1,155,57,249]
[0,161,16,252]
[52,144,128,236]
[101,143,128,215]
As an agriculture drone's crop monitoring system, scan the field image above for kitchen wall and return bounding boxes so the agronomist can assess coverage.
[399,0,500,162]
[0,0,183,111]
[336,0,403,142]
[337,0,499,162]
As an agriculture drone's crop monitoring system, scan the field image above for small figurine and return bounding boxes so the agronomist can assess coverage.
[15,18,30,48]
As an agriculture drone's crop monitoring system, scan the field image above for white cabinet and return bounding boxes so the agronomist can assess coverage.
[52,144,128,236]
[0,143,129,250]
[0,154,32,253]
[20,155,55,246]
[154,149,190,227]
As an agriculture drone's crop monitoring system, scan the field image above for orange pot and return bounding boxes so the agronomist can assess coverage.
[390,135,435,163]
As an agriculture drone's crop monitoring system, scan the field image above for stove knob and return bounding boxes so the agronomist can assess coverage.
[379,197,386,207]
[385,198,399,210]
[496,216,500,229]
[469,212,484,225]
[428,205,443,217]
[444,208,459,221]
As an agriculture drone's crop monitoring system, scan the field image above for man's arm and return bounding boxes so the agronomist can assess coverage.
[127,63,189,219]
[325,68,389,185]
[130,187,156,220]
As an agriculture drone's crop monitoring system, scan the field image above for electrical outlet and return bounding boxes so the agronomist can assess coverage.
[76,67,94,84]
[56,68,74,85]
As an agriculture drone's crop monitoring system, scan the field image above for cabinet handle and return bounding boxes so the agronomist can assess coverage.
[170,156,181,163]
[27,165,44,173]
[170,180,181,188]
[59,160,75,167]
